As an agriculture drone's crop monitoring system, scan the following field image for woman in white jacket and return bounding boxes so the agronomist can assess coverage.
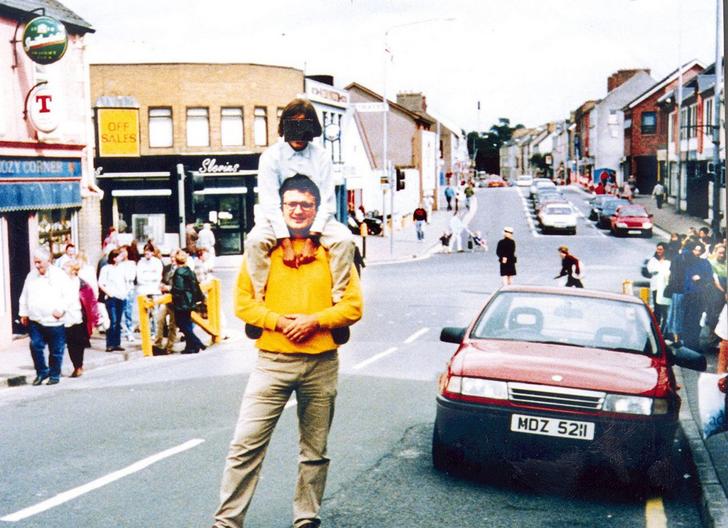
[646,242,671,334]
[98,248,131,352]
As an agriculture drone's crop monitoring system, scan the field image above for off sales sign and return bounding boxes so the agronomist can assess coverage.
[97,108,140,157]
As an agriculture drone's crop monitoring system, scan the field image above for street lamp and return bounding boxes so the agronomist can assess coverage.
[382,17,455,255]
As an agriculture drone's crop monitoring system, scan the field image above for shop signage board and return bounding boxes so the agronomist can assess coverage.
[97,108,141,157]
[0,157,81,212]
[27,83,60,133]
[22,16,68,65]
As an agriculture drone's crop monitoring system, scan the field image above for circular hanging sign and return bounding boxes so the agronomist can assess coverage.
[22,16,68,65]
[324,122,341,142]
[28,84,61,133]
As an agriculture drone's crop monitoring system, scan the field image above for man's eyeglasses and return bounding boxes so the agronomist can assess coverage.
[283,201,316,211]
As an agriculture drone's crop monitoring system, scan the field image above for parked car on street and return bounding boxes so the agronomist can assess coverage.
[529,178,555,199]
[597,198,630,228]
[587,195,614,221]
[433,285,706,486]
[537,203,577,234]
[533,189,566,212]
[515,174,534,187]
[610,204,653,238]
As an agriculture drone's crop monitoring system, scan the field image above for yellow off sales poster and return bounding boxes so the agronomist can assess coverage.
[98,108,140,157]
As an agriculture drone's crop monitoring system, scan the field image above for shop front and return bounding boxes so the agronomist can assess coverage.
[0,156,82,338]
[95,154,259,255]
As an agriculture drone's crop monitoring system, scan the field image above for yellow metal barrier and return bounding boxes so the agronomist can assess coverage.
[622,279,651,304]
[137,278,222,357]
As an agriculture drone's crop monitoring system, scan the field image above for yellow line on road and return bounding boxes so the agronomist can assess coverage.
[645,496,667,528]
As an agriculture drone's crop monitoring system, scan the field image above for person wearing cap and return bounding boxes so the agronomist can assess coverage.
[496,227,517,285]
[555,246,584,288]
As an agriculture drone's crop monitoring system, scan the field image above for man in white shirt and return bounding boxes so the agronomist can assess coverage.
[18,248,74,385]
[244,98,353,305]
[136,244,163,296]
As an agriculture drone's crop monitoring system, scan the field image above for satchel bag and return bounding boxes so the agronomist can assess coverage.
[662,282,674,299]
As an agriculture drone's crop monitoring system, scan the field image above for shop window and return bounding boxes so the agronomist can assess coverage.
[149,107,173,148]
[689,104,697,138]
[705,99,714,131]
[187,107,210,147]
[37,209,73,259]
[254,107,268,146]
[221,107,244,146]
[640,111,656,135]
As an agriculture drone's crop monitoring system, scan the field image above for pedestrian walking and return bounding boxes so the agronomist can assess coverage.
[555,246,584,288]
[646,242,672,332]
[652,181,665,209]
[244,98,354,310]
[63,259,101,378]
[444,184,455,211]
[171,251,206,354]
[212,176,363,528]
[98,248,131,352]
[120,245,138,344]
[18,248,74,385]
[496,227,517,285]
[412,204,428,241]
[152,250,180,356]
[448,211,465,252]
[464,183,475,210]
[423,193,434,221]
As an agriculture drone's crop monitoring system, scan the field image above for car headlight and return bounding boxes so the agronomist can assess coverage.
[643,222,653,228]
[461,377,508,399]
[603,394,654,415]
[616,222,628,228]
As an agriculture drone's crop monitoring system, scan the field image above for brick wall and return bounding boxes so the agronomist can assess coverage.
[607,69,650,93]
[90,63,305,156]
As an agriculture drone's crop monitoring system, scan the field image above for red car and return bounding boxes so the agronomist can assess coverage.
[433,286,705,486]
[609,204,653,238]
[484,176,507,188]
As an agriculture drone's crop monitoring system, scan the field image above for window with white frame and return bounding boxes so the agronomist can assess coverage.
[221,107,244,146]
[688,104,697,138]
[254,107,268,146]
[186,107,210,147]
[705,99,714,131]
[680,107,688,140]
[148,107,173,148]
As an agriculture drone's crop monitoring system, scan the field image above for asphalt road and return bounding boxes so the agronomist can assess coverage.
[0,187,703,528]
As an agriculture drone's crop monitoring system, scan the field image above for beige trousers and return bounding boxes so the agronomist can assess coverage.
[153,302,177,352]
[213,351,339,528]
[244,220,354,303]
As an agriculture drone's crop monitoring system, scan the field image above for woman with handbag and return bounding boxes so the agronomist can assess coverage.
[171,251,206,354]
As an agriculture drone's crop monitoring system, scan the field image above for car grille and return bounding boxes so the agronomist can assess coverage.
[508,382,605,411]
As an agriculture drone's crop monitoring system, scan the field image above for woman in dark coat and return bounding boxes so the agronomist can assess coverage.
[682,243,720,350]
[495,226,517,286]
[63,260,101,378]
[171,251,206,354]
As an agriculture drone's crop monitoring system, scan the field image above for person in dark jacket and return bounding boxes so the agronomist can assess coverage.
[171,251,206,354]
[665,243,688,344]
[496,227,517,285]
[63,260,101,378]
[682,243,720,349]
[555,246,583,288]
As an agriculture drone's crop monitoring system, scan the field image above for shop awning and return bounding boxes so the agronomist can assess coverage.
[0,158,82,212]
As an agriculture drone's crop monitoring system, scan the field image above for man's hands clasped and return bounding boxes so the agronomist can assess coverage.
[276,313,320,343]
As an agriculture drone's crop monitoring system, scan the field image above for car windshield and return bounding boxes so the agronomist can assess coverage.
[602,199,629,213]
[544,207,572,215]
[471,292,659,356]
[618,206,648,217]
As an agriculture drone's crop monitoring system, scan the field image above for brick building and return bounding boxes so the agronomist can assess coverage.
[622,60,703,196]
[0,0,94,345]
[89,63,304,255]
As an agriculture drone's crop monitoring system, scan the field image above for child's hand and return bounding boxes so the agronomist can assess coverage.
[280,238,298,268]
[298,237,318,265]
[719,375,727,394]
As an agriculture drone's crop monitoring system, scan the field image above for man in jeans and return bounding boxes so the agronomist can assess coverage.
[212,175,363,528]
[18,248,74,385]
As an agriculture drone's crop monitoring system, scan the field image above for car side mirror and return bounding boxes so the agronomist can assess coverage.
[649,214,654,218]
[668,344,707,371]
[440,327,466,344]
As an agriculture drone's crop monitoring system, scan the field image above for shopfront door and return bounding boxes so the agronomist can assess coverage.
[7,213,30,335]
[193,192,249,255]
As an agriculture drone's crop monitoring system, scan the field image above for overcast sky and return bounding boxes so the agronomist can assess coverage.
[61,0,721,133]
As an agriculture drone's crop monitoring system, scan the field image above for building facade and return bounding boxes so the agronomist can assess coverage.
[0,1,94,345]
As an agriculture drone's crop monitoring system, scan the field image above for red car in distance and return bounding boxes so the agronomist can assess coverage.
[609,204,653,238]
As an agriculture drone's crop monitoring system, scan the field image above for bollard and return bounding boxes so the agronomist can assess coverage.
[638,287,650,305]
[359,222,367,259]
[621,279,633,295]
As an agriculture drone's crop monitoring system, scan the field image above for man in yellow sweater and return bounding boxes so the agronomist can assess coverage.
[213,175,363,528]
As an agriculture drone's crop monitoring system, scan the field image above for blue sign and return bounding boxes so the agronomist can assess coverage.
[0,157,81,211]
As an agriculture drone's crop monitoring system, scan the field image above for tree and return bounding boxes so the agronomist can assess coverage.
[466,118,525,174]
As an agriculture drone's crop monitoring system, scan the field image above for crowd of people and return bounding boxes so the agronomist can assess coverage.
[644,227,727,373]
[18,223,217,384]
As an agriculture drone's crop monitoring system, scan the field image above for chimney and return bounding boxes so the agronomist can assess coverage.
[396,92,427,113]
[607,69,651,92]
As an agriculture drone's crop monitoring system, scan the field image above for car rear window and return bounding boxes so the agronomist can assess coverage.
[471,292,658,356]
[544,207,572,215]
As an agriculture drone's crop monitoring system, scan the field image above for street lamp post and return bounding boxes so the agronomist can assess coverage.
[382,17,455,255]
[710,0,723,236]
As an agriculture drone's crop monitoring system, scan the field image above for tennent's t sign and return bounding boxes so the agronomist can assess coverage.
[22,16,68,65]
[97,108,141,157]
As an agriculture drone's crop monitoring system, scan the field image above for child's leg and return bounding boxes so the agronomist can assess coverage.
[319,221,355,304]
[244,222,279,300]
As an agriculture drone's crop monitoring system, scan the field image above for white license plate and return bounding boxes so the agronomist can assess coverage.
[510,414,594,441]
[628,230,642,234]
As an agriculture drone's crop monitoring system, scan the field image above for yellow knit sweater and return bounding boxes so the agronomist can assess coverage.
[235,242,363,353]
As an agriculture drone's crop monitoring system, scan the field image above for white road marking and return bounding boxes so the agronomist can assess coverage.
[353,347,398,370]
[404,327,429,344]
[0,439,205,522]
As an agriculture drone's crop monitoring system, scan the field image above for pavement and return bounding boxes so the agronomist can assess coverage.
[1,189,727,526]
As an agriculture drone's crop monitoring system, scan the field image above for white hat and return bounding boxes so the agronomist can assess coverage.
[503,226,513,234]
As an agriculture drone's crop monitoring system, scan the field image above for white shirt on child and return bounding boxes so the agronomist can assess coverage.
[257,140,334,239]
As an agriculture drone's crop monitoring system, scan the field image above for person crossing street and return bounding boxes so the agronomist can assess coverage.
[555,246,584,288]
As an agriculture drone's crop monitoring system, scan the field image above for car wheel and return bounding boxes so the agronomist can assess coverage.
[569,228,576,235]
[432,425,463,473]
[644,229,653,238]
